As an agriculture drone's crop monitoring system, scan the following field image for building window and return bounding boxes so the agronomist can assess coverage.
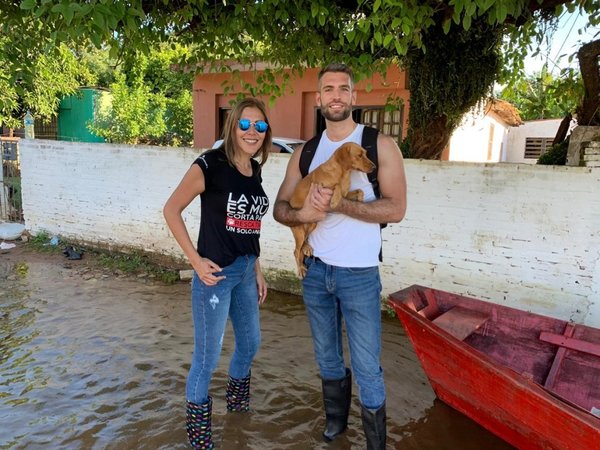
[524,137,553,159]
[361,107,403,144]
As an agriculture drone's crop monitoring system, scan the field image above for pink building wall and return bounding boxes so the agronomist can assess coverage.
[192,65,409,149]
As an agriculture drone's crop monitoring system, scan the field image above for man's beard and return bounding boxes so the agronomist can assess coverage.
[321,104,352,122]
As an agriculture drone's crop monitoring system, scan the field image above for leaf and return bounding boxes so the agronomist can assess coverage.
[92,10,105,30]
[346,29,355,43]
[495,4,507,23]
[383,33,393,47]
[63,5,75,25]
[311,3,318,18]
[20,0,37,10]
[375,31,382,45]
[442,19,451,34]
[463,13,471,31]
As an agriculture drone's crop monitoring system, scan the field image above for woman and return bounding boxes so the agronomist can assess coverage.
[163,97,272,449]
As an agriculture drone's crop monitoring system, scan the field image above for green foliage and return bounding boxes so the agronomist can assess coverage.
[537,140,568,165]
[76,46,117,88]
[399,137,412,159]
[89,72,167,145]
[28,230,63,254]
[406,18,502,158]
[2,0,599,157]
[7,1,598,93]
[408,19,501,130]
[499,67,582,120]
[4,177,22,210]
[162,90,193,147]
[94,250,180,284]
[29,230,51,247]
[26,231,180,284]
[88,44,193,146]
[383,299,397,319]
[0,41,91,128]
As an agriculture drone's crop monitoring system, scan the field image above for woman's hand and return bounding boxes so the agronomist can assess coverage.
[194,257,226,286]
[256,259,268,304]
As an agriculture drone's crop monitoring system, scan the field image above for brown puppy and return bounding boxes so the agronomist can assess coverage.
[290,142,375,278]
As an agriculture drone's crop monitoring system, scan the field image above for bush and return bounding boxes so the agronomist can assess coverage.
[537,140,568,165]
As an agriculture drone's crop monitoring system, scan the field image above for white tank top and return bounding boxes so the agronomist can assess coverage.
[307,124,381,267]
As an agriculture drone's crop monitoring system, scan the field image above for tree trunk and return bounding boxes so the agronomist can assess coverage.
[577,39,600,126]
[553,112,572,145]
[405,19,501,160]
[408,115,452,160]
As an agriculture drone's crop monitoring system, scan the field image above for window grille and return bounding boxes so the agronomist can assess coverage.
[361,107,403,144]
[524,137,552,159]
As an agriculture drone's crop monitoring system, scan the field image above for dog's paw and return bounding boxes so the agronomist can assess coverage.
[346,189,364,202]
[298,265,307,279]
[301,243,313,256]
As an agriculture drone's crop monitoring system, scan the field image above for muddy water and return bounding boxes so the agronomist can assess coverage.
[0,249,513,450]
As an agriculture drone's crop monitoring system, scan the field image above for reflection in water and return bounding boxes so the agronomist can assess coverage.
[0,257,514,449]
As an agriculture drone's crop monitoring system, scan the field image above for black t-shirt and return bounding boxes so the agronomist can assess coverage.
[194,149,269,267]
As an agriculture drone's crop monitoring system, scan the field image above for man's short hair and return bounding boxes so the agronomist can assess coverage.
[318,63,354,89]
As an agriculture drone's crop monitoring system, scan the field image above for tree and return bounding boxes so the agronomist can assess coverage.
[88,44,194,146]
[3,0,599,158]
[0,40,95,129]
[577,39,600,126]
[499,66,583,121]
[89,72,167,145]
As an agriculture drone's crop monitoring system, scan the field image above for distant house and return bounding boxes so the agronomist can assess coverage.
[192,64,532,165]
[445,99,523,162]
[192,63,410,149]
[505,118,573,164]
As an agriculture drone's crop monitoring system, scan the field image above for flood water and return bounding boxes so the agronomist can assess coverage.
[0,247,514,449]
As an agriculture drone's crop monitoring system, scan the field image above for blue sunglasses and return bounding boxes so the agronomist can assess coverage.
[238,119,269,133]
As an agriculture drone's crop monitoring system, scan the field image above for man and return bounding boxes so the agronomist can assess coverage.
[273,63,407,449]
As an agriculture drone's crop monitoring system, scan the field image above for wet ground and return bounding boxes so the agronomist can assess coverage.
[0,244,514,449]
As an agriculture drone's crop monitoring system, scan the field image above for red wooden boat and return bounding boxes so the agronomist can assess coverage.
[388,285,600,450]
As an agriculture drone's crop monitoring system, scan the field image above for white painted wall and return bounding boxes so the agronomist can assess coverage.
[448,112,508,162]
[19,140,600,327]
[505,119,562,164]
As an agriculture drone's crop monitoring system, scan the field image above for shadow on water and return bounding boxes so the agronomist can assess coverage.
[0,253,514,449]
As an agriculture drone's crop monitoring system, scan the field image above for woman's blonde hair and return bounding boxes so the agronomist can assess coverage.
[221,97,271,167]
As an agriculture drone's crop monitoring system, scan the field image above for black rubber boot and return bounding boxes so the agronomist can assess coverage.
[322,368,352,442]
[186,397,214,449]
[361,401,386,450]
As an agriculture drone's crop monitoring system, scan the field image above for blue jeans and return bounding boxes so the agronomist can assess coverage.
[302,257,385,409]
[186,255,261,404]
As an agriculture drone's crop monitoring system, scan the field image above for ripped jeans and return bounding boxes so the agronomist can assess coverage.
[186,255,261,404]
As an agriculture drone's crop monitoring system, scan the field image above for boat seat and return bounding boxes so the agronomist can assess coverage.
[433,306,489,340]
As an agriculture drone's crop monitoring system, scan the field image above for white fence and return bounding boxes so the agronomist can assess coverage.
[19,140,600,327]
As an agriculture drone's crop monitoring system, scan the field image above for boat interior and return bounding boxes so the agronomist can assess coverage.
[389,285,600,416]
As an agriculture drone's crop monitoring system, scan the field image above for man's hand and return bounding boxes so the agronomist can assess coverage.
[311,184,334,212]
[297,183,333,222]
